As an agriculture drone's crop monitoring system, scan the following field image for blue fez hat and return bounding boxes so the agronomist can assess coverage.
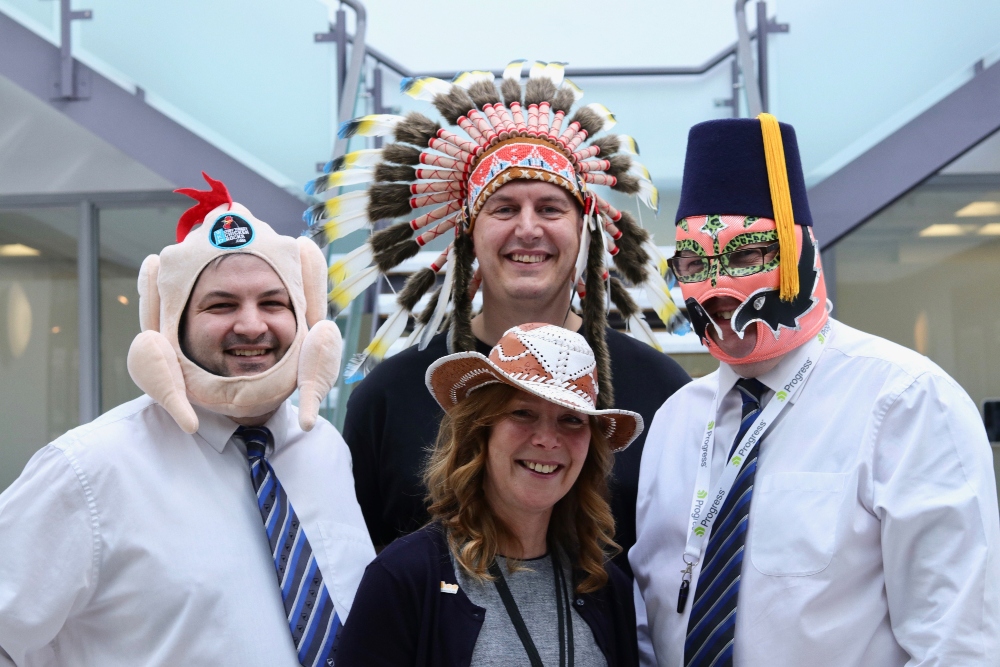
[675,117,812,226]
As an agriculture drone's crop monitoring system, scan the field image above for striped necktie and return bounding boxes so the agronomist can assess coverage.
[684,378,768,667]
[237,426,341,667]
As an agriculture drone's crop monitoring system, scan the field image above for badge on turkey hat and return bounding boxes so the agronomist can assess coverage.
[209,213,255,249]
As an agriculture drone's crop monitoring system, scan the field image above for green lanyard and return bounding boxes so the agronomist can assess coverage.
[488,555,574,667]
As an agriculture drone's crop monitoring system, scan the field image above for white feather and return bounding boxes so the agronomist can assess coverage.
[638,180,660,213]
[404,321,426,349]
[562,79,584,102]
[543,62,567,87]
[400,77,452,102]
[643,240,669,278]
[453,70,495,90]
[328,243,374,287]
[503,59,527,83]
[574,212,592,285]
[419,247,455,350]
[628,314,663,352]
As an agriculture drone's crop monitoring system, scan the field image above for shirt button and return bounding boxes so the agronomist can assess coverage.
[575,599,584,607]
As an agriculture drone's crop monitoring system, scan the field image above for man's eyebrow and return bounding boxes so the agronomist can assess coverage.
[199,290,239,301]
[197,288,289,302]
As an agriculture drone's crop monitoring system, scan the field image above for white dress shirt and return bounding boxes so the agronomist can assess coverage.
[0,396,375,667]
[631,319,1000,666]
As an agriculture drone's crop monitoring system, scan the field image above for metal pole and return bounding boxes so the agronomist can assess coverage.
[730,58,740,118]
[59,0,74,99]
[78,200,100,423]
[329,0,369,429]
[334,7,347,99]
[331,0,367,160]
[756,1,769,112]
[735,0,764,117]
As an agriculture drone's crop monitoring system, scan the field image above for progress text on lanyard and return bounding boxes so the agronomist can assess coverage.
[676,322,831,613]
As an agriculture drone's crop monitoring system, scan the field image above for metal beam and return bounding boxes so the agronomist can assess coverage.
[811,59,1000,249]
[78,200,100,422]
[735,0,763,117]
[331,0,367,161]
[56,0,92,100]
[328,26,784,81]
[0,190,185,209]
[0,12,307,236]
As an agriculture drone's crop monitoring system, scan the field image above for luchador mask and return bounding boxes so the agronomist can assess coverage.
[675,214,828,365]
[673,114,829,365]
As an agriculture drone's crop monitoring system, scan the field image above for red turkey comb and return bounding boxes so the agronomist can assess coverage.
[174,172,233,242]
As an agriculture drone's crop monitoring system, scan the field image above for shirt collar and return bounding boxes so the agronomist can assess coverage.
[192,404,240,454]
[717,319,834,403]
[191,400,291,455]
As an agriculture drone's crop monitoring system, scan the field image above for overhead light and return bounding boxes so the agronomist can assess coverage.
[955,201,1000,217]
[0,243,40,257]
[919,223,967,237]
[979,223,1000,235]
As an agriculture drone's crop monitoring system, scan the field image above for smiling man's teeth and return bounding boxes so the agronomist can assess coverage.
[524,461,558,474]
[511,254,544,264]
[231,349,267,357]
[716,310,734,321]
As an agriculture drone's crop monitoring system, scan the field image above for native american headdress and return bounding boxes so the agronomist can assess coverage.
[302,61,685,408]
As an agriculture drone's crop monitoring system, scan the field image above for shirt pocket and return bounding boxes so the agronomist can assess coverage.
[749,471,848,576]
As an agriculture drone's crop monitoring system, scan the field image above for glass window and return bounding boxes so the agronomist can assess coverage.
[99,206,183,412]
[833,130,1000,499]
[0,207,79,491]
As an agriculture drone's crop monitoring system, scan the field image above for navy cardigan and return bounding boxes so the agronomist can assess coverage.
[336,524,639,667]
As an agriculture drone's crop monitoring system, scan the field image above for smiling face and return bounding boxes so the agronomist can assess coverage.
[472,180,582,312]
[180,253,297,377]
[483,390,591,528]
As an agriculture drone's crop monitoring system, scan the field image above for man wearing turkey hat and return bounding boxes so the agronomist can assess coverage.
[631,115,999,666]
[0,175,374,667]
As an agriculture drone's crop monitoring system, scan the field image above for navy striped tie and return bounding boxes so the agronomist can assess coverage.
[237,426,341,667]
[684,378,768,667]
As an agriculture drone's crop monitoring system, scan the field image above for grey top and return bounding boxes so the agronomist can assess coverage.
[454,553,607,667]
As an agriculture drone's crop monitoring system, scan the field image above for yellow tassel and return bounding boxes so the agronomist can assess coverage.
[757,113,799,301]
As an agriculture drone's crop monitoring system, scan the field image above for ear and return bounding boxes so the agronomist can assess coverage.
[296,319,342,431]
[127,330,198,434]
[297,237,328,328]
[137,254,161,332]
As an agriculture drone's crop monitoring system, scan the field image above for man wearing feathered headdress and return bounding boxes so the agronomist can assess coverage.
[0,175,374,667]
[630,116,999,666]
[304,61,691,574]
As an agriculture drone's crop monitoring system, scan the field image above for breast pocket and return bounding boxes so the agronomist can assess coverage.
[749,472,848,576]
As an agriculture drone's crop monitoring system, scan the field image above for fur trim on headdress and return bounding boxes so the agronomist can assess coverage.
[448,231,477,353]
[583,223,613,409]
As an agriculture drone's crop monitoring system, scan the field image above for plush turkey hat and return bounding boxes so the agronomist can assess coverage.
[425,323,643,451]
[126,173,341,434]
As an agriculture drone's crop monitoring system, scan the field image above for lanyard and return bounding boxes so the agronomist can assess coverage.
[676,321,831,613]
[490,555,574,667]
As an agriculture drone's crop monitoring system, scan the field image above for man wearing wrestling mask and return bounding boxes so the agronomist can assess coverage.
[630,115,999,667]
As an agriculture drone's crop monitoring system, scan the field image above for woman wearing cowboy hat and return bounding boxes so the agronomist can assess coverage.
[336,323,642,667]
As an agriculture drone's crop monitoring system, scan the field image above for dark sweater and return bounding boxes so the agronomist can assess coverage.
[335,524,639,667]
[343,327,690,577]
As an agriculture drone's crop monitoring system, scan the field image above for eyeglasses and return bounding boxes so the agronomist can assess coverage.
[668,242,780,283]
